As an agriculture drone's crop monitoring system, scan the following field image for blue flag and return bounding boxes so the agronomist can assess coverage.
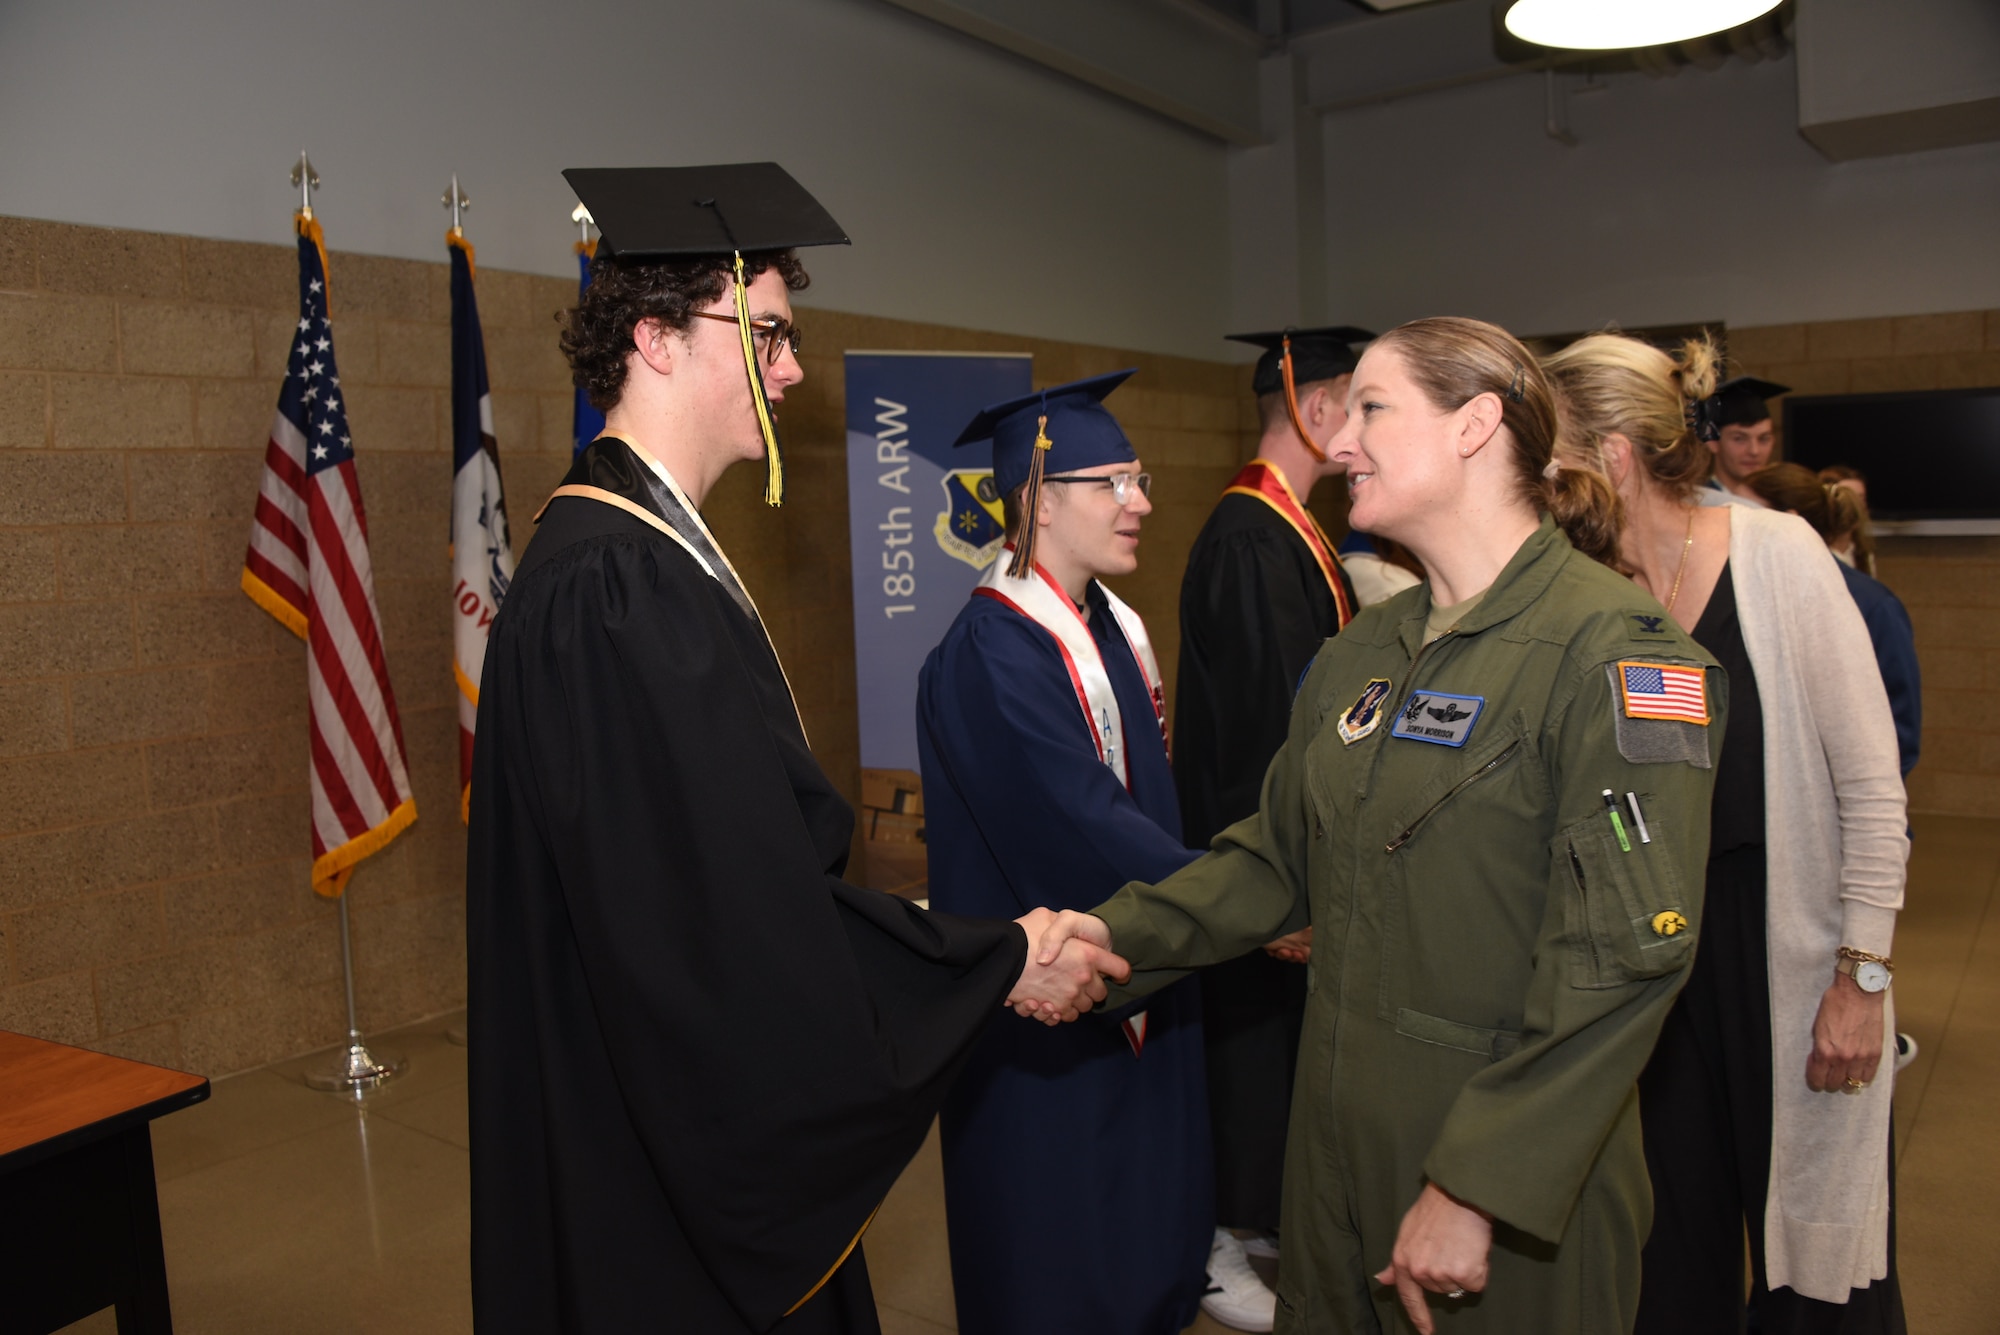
[572,242,605,454]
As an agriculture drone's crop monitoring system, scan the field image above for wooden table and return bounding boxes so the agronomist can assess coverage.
[0,1030,209,1334]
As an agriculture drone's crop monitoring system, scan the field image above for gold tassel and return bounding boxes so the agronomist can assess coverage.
[731,251,785,507]
[1007,413,1052,578]
[1280,333,1326,463]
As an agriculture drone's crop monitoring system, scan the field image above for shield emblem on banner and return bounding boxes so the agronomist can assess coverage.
[934,469,1006,569]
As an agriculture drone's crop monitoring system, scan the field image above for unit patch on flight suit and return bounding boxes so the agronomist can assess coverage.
[1337,678,1393,745]
[1390,691,1484,747]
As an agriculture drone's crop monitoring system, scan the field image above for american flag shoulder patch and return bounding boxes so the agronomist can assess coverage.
[1617,660,1710,726]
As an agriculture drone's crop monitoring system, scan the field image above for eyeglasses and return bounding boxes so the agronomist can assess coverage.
[689,310,802,366]
[1043,472,1152,505]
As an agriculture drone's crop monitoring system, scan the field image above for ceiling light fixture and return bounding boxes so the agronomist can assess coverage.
[1503,0,1784,50]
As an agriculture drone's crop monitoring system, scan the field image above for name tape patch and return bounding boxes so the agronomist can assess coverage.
[1617,660,1709,725]
[1391,691,1484,747]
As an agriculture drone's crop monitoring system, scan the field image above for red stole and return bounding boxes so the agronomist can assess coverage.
[1222,459,1355,629]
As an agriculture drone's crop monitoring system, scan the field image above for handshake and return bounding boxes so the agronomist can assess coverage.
[1002,909,1129,1026]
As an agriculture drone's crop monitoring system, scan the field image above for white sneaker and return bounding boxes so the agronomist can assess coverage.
[1895,1032,1918,1072]
[1241,1230,1280,1261]
[1202,1227,1277,1333]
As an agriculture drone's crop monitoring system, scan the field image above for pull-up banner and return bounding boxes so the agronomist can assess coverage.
[845,352,1031,892]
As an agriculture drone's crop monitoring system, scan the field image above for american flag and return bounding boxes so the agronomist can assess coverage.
[447,229,513,822]
[1619,660,1710,726]
[241,215,417,897]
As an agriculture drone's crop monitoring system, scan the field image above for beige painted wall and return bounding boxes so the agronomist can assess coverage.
[0,217,1260,1077]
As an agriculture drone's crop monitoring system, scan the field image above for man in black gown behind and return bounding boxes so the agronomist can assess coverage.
[466,165,1122,1335]
[1174,327,1369,1331]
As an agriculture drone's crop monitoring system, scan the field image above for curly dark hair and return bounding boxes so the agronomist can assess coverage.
[559,249,810,412]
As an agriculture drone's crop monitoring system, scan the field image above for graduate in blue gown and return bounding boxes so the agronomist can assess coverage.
[918,371,1212,1335]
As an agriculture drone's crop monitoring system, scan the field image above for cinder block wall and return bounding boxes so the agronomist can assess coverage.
[0,216,1261,1077]
[1728,314,2000,818]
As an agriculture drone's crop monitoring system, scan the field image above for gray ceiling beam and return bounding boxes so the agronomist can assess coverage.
[1796,0,2000,160]
[879,0,1271,144]
[1291,0,1521,111]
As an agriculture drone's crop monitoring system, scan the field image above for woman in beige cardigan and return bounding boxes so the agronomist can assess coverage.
[1545,333,1907,1332]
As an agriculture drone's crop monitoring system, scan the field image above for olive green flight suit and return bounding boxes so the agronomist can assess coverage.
[1094,520,1726,1334]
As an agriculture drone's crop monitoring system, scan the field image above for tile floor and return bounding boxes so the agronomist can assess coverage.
[57,813,2000,1335]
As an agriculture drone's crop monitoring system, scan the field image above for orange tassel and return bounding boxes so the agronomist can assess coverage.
[1008,413,1052,578]
[1280,334,1326,463]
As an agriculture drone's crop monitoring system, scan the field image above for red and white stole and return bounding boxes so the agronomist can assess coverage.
[971,552,1166,1058]
[1223,459,1355,629]
[972,554,1168,789]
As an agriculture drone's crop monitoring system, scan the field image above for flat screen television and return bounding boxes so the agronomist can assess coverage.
[1783,387,2000,528]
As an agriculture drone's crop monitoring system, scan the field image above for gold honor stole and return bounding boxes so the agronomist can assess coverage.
[1223,459,1355,630]
[970,553,1167,1059]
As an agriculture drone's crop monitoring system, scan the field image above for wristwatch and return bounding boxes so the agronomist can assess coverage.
[1835,946,1893,993]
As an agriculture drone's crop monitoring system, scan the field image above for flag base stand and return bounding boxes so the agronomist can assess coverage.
[306,892,406,1094]
[305,1039,406,1093]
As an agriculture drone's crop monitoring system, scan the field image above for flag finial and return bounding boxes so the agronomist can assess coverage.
[290,151,320,221]
[442,174,470,235]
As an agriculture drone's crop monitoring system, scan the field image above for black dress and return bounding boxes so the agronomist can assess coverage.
[1174,491,1354,1231]
[466,438,1027,1334]
[1635,563,1905,1335]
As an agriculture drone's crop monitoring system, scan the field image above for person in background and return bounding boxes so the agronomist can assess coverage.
[1821,463,1867,505]
[918,371,1211,1335]
[1749,463,1917,777]
[1703,374,1789,506]
[1545,333,1908,1335]
[1037,317,1727,1334]
[1783,463,1920,1076]
[1176,326,1371,1332]
[1818,464,1878,574]
[1338,528,1424,606]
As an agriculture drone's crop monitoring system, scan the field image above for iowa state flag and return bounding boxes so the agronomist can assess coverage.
[241,214,417,896]
[447,228,515,821]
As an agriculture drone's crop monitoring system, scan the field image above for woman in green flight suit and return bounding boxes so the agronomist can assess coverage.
[1028,318,1726,1334]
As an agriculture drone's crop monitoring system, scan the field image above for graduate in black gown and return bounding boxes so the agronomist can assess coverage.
[466,165,1124,1335]
[918,373,1211,1335]
[1173,327,1367,1331]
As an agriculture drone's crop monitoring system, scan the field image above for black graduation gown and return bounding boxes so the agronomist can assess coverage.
[466,438,1027,1335]
[1172,491,1354,1231]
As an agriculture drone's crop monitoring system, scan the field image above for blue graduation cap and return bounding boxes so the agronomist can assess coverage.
[953,369,1138,495]
[953,370,1139,577]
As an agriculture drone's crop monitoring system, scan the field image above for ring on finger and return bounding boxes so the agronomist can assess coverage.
[1446,1287,1467,1299]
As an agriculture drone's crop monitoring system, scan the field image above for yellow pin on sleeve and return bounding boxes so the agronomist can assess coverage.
[1651,910,1689,938]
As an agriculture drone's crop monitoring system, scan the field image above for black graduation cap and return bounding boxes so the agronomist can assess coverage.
[562,163,849,259]
[1227,326,1376,398]
[560,164,848,509]
[1713,375,1790,429]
